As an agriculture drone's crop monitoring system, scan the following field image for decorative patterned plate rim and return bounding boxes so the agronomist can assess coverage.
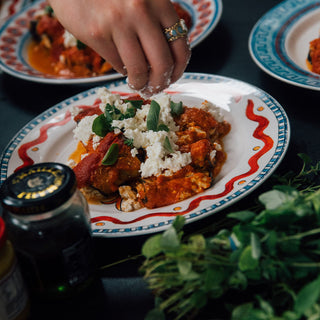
[249,0,320,90]
[0,0,222,84]
[0,72,290,237]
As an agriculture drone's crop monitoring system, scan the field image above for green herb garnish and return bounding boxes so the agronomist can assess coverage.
[76,40,86,50]
[163,136,173,153]
[125,100,144,110]
[44,5,54,16]
[92,102,140,138]
[157,124,169,132]
[170,101,183,116]
[147,100,160,131]
[124,138,134,147]
[101,143,119,166]
[146,100,171,133]
[92,114,111,137]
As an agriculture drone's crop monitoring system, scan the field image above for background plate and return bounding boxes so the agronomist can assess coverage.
[0,0,222,84]
[249,0,320,90]
[0,73,290,237]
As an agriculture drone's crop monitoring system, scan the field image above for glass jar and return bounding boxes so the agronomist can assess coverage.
[0,163,96,301]
[0,217,29,320]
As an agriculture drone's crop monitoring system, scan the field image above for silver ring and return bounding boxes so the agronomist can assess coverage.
[164,19,188,42]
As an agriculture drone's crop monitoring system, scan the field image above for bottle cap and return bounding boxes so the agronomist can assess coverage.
[0,163,77,215]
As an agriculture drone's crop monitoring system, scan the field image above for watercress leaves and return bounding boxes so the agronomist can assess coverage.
[140,155,320,320]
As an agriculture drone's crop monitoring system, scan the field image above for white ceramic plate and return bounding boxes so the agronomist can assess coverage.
[0,73,290,237]
[0,0,31,24]
[0,0,222,84]
[249,0,320,90]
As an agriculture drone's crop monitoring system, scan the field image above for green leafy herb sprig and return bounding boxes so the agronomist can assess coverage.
[140,154,320,320]
[92,100,143,137]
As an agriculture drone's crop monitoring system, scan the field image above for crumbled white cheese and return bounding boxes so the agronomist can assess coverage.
[109,92,190,177]
[92,135,102,150]
[34,9,46,19]
[67,159,77,168]
[70,105,81,117]
[214,142,222,151]
[210,150,217,162]
[199,100,224,122]
[97,87,129,114]
[72,89,196,178]
[73,114,98,145]
[81,153,89,160]
[63,30,77,48]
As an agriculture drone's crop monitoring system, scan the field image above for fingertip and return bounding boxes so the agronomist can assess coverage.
[170,40,191,84]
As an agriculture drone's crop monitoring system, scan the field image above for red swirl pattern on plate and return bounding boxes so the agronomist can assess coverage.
[15,111,72,172]
[91,98,274,226]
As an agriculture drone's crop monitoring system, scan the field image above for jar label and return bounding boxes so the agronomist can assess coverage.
[0,261,29,320]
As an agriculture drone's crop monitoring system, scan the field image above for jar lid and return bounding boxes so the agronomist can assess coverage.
[0,163,77,215]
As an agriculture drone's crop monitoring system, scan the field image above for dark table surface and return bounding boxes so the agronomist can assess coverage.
[1,0,320,319]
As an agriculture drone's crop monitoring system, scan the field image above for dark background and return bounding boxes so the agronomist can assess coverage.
[1,0,319,319]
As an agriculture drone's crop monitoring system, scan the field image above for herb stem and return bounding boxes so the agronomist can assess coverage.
[280,228,320,241]
[291,262,320,268]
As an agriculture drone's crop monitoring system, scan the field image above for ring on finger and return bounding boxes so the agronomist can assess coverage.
[164,19,188,42]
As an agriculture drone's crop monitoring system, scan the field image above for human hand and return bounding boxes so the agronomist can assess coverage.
[48,0,191,96]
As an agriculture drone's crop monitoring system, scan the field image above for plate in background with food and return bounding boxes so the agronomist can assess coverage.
[249,0,320,90]
[0,0,222,84]
[0,73,290,237]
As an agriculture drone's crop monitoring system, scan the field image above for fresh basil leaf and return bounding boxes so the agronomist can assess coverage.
[105,103,123,121]
[147,100,160,131]
[170,101,183,116]
[124,106,136,119]
[45,5,54,15]
[92,114,110,137]
[124,138,134,147]
[101,143,119,166]
[157,124,169,132]
[163,136,173,153]
[76,40,86,50]
[125,100,144,109]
